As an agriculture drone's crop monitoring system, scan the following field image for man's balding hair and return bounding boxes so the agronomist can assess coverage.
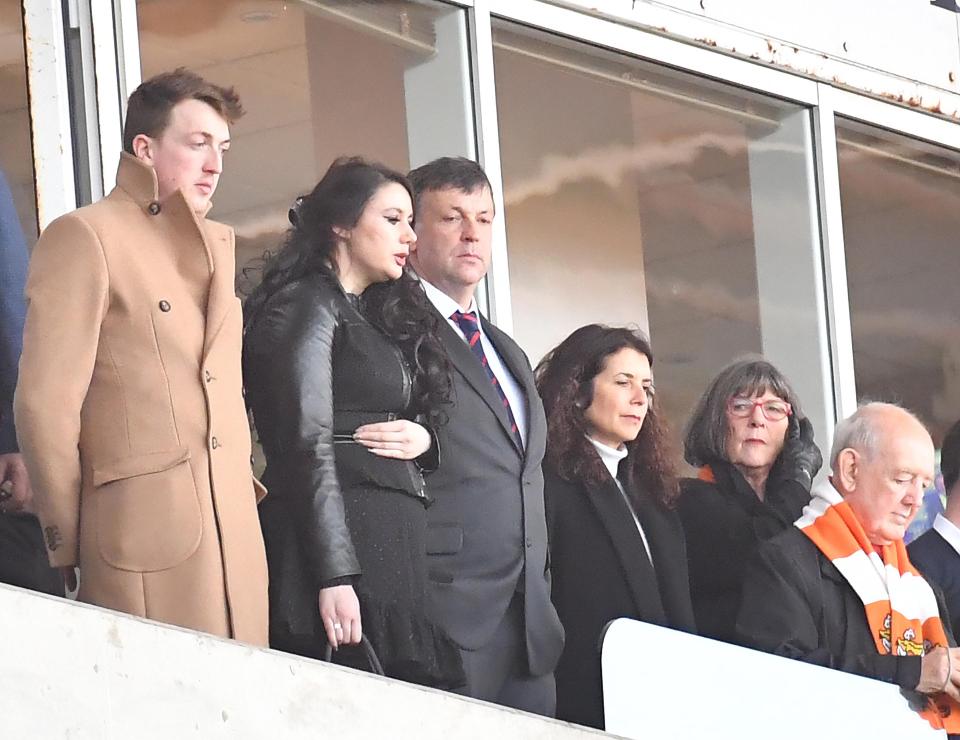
[829,402,927,471]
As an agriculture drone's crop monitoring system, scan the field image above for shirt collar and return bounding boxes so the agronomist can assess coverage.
[933,513,960,557]
[587,436,628,480]
[418,276,478,321]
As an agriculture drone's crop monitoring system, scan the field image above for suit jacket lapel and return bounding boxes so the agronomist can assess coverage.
[436,314,521,453]
[584,476,666,623]
[481,317,543,461]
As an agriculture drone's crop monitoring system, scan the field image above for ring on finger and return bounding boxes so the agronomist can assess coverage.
[333,622,342,631]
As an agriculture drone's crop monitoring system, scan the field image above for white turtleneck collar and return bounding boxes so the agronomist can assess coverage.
[586,435,654,566]
[587,436,628,480]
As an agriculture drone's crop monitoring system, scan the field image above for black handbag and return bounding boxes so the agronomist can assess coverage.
[322,634,385,676]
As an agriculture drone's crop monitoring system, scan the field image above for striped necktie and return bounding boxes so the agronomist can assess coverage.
[451,310,524,450]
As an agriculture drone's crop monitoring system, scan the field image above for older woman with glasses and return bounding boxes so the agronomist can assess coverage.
[677,358,823,643]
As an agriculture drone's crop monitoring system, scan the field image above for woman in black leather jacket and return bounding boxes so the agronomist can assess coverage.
[242,158,462,688]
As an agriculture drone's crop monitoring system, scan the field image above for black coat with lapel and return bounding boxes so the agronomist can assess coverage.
[909,527,960,641]
[545,462,696,730]
[424,308,564,677]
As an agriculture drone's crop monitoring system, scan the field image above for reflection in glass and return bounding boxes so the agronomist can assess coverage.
[492,22,828,456]
[135,0,472,277]
[0,0,38,245]
[836,121,960,541]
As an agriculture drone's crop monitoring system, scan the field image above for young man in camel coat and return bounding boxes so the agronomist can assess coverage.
[14,69,268,645]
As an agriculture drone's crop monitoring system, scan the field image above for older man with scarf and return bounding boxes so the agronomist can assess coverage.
[736,402,960,735]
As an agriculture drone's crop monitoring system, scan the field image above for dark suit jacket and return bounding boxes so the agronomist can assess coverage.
[909,526,960,640]
[0,170,28,454]
[545,464,696,729]
[424,307,564,677]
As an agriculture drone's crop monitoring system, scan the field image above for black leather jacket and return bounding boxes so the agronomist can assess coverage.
[243,272,430,590]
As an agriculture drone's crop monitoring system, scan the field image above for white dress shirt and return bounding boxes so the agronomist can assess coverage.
[419,278,528,447]
[587,436,654,565]
[934,513,960,558]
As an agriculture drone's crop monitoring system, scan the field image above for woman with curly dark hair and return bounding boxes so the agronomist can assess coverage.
[535,324,695,730]
[242,157,462,688]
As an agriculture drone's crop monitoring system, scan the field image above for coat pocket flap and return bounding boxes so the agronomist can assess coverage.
[93,447,192,487]
[426,524,464,555]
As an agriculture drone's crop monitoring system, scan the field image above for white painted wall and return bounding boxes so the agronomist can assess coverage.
[0,584,604,739]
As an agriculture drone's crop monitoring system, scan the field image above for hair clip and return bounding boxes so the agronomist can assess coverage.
[288,195,305,227]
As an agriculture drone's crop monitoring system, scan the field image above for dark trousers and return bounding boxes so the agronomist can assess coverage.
[0,512,64,596]
[452,590,556,717]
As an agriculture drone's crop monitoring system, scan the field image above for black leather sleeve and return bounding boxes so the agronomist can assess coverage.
[253,285,361,588]
[413,414,441,474]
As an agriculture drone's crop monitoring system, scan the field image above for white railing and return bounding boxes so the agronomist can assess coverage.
[0,584,604,739]
[602,618,945,739]
[1,582,942,739]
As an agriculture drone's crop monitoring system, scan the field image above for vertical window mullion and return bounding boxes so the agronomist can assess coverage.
[468,0,512,331]
[813,83,858,430]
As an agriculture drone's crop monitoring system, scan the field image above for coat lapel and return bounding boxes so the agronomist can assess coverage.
[583,476,666,623]
[200,220,236,360]
[635,492,697,631]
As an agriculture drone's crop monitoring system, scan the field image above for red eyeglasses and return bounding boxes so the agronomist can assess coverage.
[727,397,792,421]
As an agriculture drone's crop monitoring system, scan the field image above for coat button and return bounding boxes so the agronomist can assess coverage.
[211,437,219,449]
[525,537,533,548]
[204,369,213,383]
[148,201,161,215]
[159,300,171,312]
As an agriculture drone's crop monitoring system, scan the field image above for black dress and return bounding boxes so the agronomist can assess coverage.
[243,272,463,688]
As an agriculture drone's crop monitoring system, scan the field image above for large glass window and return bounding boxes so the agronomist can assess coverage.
[492,21,831,453]
[0,0,38,246]
[135,0,473,273]
[837,121,960,537]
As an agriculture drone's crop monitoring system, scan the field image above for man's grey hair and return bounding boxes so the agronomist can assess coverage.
[829,401,924,470]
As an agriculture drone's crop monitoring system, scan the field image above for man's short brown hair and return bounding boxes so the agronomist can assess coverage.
[122,68,243,154]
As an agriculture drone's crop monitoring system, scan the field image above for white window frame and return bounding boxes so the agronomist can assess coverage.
[22,0,77,229]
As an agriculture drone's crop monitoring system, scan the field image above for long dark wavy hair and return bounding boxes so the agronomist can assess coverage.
[535,324,679,509]
[242,156,451,426]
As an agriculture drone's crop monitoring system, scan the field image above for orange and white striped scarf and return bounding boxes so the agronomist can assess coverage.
[796,481,960,732]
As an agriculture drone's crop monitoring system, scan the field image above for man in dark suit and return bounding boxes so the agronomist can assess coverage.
[0,169,63,595]
[407,157,564,715]
[909,419,960,639]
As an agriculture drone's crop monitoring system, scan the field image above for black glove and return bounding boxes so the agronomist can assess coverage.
[771,415,823,491]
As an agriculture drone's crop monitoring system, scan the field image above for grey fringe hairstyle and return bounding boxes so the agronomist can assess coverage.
[683,357,803,467]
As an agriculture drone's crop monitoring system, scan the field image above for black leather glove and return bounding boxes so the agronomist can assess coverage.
[771,415,823,491]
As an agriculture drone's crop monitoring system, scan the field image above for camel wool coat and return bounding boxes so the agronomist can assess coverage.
[14,154,268,645]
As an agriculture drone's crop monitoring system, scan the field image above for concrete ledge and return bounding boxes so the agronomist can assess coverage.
[0,584,606,738]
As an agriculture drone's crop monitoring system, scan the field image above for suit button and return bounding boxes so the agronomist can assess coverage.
[159,300,171,312]
[211,437,219,449]
[148,201,161,215]
[525,537,533,548]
